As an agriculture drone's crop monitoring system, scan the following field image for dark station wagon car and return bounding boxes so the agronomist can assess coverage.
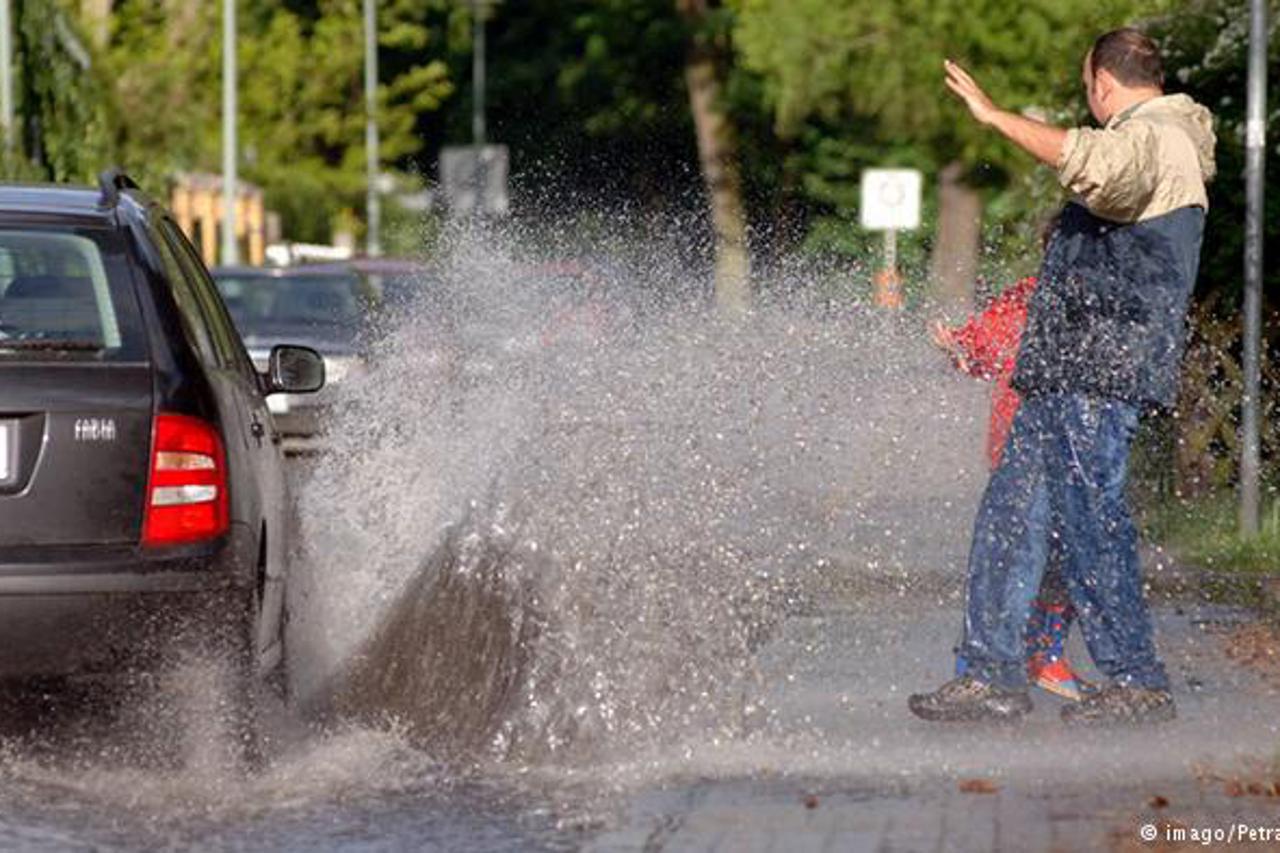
[0,172,323,737]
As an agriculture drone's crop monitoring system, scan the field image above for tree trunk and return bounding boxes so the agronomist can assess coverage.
[79,0,113,48]
[677,0,750,314]
[929,161,982,315]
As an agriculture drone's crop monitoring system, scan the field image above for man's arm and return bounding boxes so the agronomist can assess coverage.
[944,60,1067,167]
[984,112,1067,168]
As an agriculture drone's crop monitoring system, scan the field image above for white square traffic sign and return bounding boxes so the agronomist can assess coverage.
[860,169,922,231]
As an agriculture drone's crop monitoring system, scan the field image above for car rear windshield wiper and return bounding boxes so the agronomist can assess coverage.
[0,339,105,352]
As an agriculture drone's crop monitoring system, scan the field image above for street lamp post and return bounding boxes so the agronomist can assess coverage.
[221,0,239,266]
[1240,0,1269,535]
[364,0,380,257]
[1,0,14,156]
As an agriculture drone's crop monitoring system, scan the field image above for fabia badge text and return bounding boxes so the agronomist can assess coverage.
[74,418,117,442]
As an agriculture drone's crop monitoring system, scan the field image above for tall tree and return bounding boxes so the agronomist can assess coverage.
[106,0,454,244]
[731,0,1166,309]
[676,0,750,312]
[430,0,761,305]
[2,0,116,183]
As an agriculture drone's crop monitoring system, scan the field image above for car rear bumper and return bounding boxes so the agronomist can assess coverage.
[0,527,254,677]
[0,589,248,677]
[0,569,232,595]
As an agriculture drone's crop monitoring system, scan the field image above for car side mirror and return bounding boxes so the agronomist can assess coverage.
[263,345,325,394]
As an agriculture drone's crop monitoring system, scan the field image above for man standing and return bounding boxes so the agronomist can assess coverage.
[909,29,1216,724]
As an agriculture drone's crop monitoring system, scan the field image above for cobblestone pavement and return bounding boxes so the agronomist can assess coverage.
[587,591,1280,852]
[591,776,1280,852]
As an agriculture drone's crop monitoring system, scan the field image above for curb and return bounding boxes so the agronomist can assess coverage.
[1260,576,1280,615]
[1143,544,1280,614]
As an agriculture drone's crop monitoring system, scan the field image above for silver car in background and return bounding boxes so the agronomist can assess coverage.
[212,265,373,453]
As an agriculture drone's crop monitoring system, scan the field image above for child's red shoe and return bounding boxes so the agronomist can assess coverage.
[1028,655,1087,701]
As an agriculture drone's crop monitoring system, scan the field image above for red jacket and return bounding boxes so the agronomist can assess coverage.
[949,276,1037,469]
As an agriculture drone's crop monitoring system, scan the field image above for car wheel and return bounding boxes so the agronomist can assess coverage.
[264,598,291,703]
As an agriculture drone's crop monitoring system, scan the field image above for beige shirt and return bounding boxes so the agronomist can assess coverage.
[1056,94,1217,224]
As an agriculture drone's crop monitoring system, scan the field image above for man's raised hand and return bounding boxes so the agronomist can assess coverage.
[944,59,1001,126]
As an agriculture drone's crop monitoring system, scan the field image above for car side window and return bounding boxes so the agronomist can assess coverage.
[159,221,255,378]
[150,223,219,367]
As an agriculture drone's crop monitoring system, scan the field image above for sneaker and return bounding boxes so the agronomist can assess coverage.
[1060,685,1176,726]
[1028,655,1086,701]
[908,676,1032,722]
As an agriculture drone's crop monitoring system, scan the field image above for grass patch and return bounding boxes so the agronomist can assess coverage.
[1140,491,1280,577]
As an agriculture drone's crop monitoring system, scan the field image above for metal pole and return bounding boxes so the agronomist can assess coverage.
[1,0,13,156]
[472,0,486,147]
[364,0,381,257]
[221,0,239,266]
[1240,0,1268,536]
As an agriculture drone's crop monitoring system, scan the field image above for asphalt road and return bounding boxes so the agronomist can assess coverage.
[586,589,1280,852]
[1,559,1277,851]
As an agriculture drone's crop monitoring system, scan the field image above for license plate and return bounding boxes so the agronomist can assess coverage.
[0,420,11,483]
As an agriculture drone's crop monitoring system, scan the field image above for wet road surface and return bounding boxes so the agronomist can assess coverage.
[587,588,1280,851]
[3,577,1276,852]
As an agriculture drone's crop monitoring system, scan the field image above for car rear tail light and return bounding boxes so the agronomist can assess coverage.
[142,413,229,547]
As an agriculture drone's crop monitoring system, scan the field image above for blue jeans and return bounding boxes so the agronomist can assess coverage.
[957,393,1169,691]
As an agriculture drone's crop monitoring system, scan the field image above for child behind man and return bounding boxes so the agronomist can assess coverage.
[930,218,1088,701]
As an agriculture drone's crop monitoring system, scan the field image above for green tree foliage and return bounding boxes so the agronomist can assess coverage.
[107,1,219,186]
[1146,0,1280,493]
[436,0,804,280]
[107,0,454,243]
[238,0,453,242]
[439,0,697,214]
[1150,0,1279,312]
[2,0,115,183]
[728,0,1169,267]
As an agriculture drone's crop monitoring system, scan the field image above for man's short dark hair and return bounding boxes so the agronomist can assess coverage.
[1089,28,1164,89]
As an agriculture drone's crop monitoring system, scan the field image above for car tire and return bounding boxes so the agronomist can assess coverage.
[264,599,290,703]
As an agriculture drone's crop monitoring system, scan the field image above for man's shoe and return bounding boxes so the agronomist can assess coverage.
[908,676,1032,722]
[1059,685,1176,726]
[1028,654,1088,701]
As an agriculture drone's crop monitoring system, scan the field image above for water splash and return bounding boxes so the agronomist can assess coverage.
[290,219,988,767]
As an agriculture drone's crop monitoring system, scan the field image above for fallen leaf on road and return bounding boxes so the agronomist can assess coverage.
[802,794,819,809]
[958,778,999,794]
[1222,622,1280,689]
[1148,795,1169,809]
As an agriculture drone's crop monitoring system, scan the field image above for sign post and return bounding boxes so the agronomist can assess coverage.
[860,169,922,309]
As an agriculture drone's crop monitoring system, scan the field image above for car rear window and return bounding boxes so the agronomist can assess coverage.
[0,228,146,362]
